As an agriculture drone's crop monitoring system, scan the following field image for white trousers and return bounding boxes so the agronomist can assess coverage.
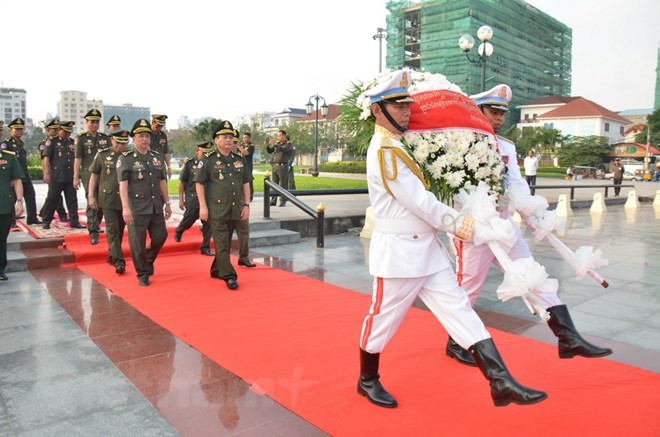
[359,267,491,353]
[454,223,563,309]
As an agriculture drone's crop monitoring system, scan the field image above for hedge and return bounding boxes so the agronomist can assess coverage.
[318,161,366,174]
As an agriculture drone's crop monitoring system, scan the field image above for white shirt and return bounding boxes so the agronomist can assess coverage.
[366,128,461,278]
[523,155,539,176]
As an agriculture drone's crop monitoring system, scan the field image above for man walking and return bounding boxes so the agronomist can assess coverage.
[266,130,292,206]
[523,149,539,194]
[0,147,23,280]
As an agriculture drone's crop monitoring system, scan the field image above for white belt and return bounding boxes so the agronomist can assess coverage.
[374,217,434,234]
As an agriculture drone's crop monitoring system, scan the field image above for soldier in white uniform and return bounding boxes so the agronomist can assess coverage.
[447,84,612,366]
[357,70,547,409]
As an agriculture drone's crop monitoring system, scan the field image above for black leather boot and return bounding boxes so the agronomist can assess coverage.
[547,305,612,359]
[357,349,397,408]
[470,338,548,407]
[445,336,476,366]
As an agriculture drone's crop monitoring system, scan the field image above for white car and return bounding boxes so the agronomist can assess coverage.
[605,171,641,181]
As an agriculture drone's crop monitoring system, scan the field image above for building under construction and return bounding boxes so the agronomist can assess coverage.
[385,0,572,128]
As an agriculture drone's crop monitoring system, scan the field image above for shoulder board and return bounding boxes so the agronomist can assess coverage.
[150,150,160,155]
[98,147,110,153]
[183,157,193,163]
[122,150,132,156]
[379,136,394,149]
[496,135,514,145]
[2,150,16,155]
[204,151,214,158]
[98,132,109,137]
[77,132,86,137]
[231,152,242,158]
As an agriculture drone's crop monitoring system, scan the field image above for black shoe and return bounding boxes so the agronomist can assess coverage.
[115,263,126,274]
[225,278,239,290]
[0,272,7,281]
[358,349,397,408]
[238,259,256,267]
[174,232,182,242]
[446,336,477,366]
[43,223,51,230]
[200,248,215,256]
[138,276,150,286]
[547,305,613,358]
[147,263,154,277]
[59,215,69,222]
[90,235,99,245]
[27,219,42,225]
[70,222,86,229]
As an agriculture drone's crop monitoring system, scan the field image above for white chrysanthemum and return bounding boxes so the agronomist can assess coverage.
[464,153,480,171]
[445,170,466,188]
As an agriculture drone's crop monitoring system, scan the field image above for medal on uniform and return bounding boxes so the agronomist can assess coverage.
[87,148,92,155]
[106,168,112,175]
[219,172,224,180]
[138,170,144,180]
[58,151,62,157]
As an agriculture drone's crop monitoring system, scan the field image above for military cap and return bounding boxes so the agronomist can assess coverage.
[364,69,415,104]
[470,84,512,112]
[213,120,235,138]
[232,129,240,139]
[45,118,60,130]
[151,114,168,126]
[8,118,25,129]
[59,121,76,132]
[196,141,213,152]
[131,118,151,136]
[106,115,121,126]
[84,108,102,121]
[110,130,130,144]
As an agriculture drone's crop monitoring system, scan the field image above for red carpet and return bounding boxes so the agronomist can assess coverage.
[74,248,660,436]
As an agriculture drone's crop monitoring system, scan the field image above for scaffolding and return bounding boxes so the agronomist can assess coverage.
[386,0,572,128]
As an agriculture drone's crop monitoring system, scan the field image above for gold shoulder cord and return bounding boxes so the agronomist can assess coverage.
[377,138,430,198]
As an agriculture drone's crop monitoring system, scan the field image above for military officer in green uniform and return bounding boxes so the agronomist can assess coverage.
[39,118,69,223]
[118,119,172,287]
[88,130,130,274]
[231,129,255,267]
[106,115,121,133]
[150,114,172,179]
[196,121,250,290]
[1,118,39,224]
[74,109,110,244]
[266,129,293,206]
[174,141,214,256]
[41,122,86,229]
[0,148,24,280]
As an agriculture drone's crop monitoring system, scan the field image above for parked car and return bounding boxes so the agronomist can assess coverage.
[605,171,642,181]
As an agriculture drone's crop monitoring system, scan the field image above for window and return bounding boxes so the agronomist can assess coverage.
[532,113,537,119]
[524,114,529,120]
[620,126,624,135]
[604,122,610,132]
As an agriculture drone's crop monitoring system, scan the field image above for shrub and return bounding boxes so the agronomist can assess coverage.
[319,161,366,174]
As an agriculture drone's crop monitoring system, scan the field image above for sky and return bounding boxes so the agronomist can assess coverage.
[1,0,658,128]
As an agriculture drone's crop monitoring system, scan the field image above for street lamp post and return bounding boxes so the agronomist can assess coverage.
[305,94,329,177]
[373,27,388,73]
[458,25,494,92]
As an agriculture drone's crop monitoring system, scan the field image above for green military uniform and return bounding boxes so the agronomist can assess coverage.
[76,129,109,236]
[39,127,68,221]
[195,144,249,281]
[266,139,292,206]
[174,151,213,252]
[117,145,168,282]
[41,123,84,228]
[89,143,127,271]
[1,118,38,223]
[149,130,169,157]
[0,150,24,277]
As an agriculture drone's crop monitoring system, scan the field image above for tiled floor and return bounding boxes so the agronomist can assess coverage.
[1,202,659,435]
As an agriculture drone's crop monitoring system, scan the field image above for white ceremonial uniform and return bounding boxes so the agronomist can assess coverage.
[359,127,490,354]
[454,135,562,308]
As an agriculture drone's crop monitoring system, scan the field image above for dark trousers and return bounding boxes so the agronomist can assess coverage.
[82,171,103,237]
[175,206,212,250]
[209,215,238,280]
[613,178,623,196]
[42,182,81,226]
[127,213,168,280]
[287,167,296,190]
[0,213,12,273]
[22,178,38,222]
[526,175,537,195]
[234,219,249,262]
[103,208,126,266]
[270,163,289,205]
[40,195,68,220]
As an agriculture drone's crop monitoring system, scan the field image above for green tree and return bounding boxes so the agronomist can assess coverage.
[557,135,610,167]
[634,108,660,147]
[23,125,47,158]
[337,82,374,157]
[192,118,221,142]
[168,129,194,158]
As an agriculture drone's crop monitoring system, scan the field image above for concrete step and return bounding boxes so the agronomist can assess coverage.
[231,228,301,249]
[6,247,75,273]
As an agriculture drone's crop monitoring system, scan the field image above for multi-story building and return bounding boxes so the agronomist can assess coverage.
[58,90,104,134]
[0,88,27,125]
[385,0,572,128]
[103,104,151,132]
[263,108,307,134]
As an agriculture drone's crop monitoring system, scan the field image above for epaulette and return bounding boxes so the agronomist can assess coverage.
[380,136,394,149]
[150,149,161,155]
[204,151,214,158]
[98,132,109,137]
[77,132,86,137]
[231,151,242,158]
[122,150,133,156]
[98,147,110,153]
[183,157,193,164]
[2,150,16,155]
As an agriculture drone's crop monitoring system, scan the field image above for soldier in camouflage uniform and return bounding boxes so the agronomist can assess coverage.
[174,141,214,256]
[88,130,130,274]
[74,109,110,244]
[195,121,250,290]
[41,122,85,229]
[39,118,68,223]
[117,119,172,287]
[0,147,24,280]
[150,114,172,179]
